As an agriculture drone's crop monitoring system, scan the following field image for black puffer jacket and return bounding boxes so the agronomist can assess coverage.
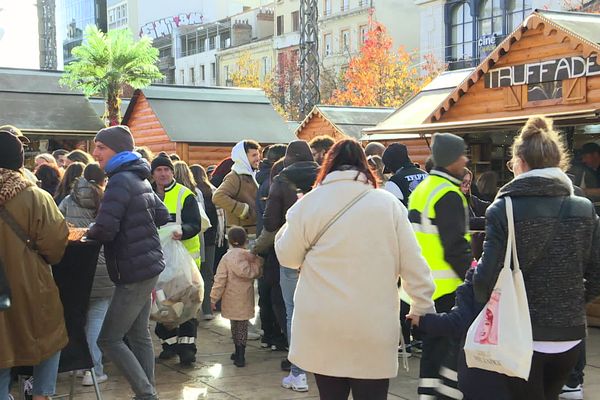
[473,173,600,341]
[87,159,169,284]
[255,160,274,235]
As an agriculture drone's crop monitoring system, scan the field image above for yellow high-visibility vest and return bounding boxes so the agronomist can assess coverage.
[408,173,470,300]
[163,182,201,268]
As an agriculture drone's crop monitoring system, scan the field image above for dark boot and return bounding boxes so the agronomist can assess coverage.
[179,347,196,366]
[233,345,246,367]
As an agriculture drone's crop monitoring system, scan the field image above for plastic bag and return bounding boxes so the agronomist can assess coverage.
[151,224,204,328]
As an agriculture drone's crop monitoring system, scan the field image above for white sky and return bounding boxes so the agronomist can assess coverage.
[0,0,39,69]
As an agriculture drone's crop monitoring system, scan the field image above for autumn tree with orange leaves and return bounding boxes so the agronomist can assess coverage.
[328,21,444,108]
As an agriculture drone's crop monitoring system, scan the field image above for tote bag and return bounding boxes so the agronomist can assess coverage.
[464,196,533,379]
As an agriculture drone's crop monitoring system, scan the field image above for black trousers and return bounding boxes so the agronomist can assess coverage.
[155,319,198,354]
[257,277,286,345]
[507,342,582,400]
[566,339,586,387]
[314,374,389,400]
[418,293,456,397]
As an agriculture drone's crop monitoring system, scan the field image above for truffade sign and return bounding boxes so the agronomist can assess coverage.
[485,55,600,89]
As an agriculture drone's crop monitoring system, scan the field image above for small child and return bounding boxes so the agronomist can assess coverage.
[210,226,263,367]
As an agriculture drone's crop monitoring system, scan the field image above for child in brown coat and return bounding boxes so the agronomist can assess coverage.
[211,226,263,367]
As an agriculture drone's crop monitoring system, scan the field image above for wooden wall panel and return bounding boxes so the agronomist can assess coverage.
[187,145,232,167]
[126,93,176,155]
[296,115,343,141]
[377,138,430,167]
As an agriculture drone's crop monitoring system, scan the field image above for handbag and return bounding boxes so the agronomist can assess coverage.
[0,256,11,310]
[464,196,533,379]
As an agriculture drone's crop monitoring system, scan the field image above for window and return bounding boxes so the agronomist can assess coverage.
[211,63,216,83]
[190,67,195,85]
[342,0,350,11]
[107,2,128,30]
[292,11,300,32]
[324,0,332,16]
[261,57,269,79]
[200,65,205,81]
[324,33,332,56]
[224,65,230,82]
[277,15,285,35]
[180,69,185,84]
[199,37,206,53]
[450,2,474,63]
[209,36,216,50]
[341,29,350,52]
[359,25,368,46]
[507,0,532,31]
[528,82,562,102]
[478,0,503,37]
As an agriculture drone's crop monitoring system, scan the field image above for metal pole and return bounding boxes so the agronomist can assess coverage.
[299,0,320,118]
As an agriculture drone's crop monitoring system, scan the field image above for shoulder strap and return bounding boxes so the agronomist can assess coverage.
[0,205,48,264]
[175,186,188,226]
[307,189,370,252]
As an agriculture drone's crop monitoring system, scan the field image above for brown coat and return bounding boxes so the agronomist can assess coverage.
[0,169,69,369]
[213,172,258,234]
[210,248,262,321]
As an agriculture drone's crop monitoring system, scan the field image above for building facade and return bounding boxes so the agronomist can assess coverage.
[416,0,565,70]
[58,0,107,65]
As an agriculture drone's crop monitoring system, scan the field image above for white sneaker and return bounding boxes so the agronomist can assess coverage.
[282,372,309,392]
[559,384,583,400]
[82,371,108,386]
[247,331,261,340]
[202,314,215,320]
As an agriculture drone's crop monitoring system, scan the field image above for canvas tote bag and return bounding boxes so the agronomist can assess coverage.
[464,196,533,379]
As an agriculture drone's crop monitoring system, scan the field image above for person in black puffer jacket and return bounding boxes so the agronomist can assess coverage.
[382,143,428,207]
[473,116,600,400]
[87,126,169,400]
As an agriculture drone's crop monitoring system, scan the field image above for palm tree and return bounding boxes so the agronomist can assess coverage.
[60,26,163,126]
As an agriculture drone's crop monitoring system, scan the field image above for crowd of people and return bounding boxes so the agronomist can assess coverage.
[0,116,599,400]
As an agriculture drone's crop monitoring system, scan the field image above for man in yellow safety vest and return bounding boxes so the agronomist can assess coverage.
[408,133,472,400]
[151,153,202,365]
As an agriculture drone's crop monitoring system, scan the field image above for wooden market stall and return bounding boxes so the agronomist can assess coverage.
[0,67,105,168]
[122,85,294,167]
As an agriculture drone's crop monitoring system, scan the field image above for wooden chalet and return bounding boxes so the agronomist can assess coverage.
[0,67,105,165]
[364,10,600,183]
[122,85,294,166]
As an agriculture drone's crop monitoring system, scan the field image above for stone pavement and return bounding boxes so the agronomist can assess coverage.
[46,316,600,400]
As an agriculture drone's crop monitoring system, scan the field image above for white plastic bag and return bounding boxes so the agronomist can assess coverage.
[464,196,533,379]
[151,223,204,327]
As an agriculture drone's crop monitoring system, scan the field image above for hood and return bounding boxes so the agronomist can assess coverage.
[256,160,273,185]
[71,178,100,210]
[278,161,319,193]
[382,143,411,173]
[0,168,33,205]
[108,157,151,180]
[498,168,573,198]
[231,141,255,177]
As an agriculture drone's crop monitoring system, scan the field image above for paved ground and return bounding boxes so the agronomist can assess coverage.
[43,314,600,400]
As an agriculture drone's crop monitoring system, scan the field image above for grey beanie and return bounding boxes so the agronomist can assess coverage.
[94,125,134,153]
[431,132,465,168]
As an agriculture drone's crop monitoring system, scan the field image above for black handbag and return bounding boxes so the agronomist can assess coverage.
[0,256,11,310]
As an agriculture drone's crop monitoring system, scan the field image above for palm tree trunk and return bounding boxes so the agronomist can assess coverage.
[106,85,122,126]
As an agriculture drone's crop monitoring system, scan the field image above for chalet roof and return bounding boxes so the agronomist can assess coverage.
[0,68,104,136]
[122,84,294,144]
[427,9,600,123]
[296,105,395,139]
[362,68,474,136]
[89,97,131,121]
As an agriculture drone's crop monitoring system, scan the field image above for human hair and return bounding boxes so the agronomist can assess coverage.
[227,226,248,248]
[464,167,473,180]
[35,153,58,166]
[270,159,285,181]
[35,164,62,194]
[173,161,197,193]
[476,171,498,200]
[135,146,154,162]
[425,156,434,173]
[67,149,94,165]
[53,162,85,202]
[309,135,335,153]
[365,142,386,158]
[314,139,378,188]
[190,164,215,200]
[266,144,287,163]
[170,153,181,161]
[52,149,68,159]
[244,140,260,153]
[367,155,385,185]
[512,115,570,171]
[83,163,106,211]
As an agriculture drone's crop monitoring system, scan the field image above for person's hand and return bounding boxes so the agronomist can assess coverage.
[211,303,217,312]
[172,231,183,240]
[406,314,420,327]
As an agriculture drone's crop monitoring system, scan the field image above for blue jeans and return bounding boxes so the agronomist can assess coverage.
[86,297,111,377]
[98,275,158,400]
[280,266,305,377]
[0,351,61,397]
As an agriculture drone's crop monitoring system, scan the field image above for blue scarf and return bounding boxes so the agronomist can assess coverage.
[105,151,141,174]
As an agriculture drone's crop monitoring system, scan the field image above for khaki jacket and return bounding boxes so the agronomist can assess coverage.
[0,170,69,369]
[210,248,262,321]
[213,172,258,234]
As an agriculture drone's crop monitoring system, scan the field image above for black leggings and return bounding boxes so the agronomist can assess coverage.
[507,342,582,400]
[314,374,389,400]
